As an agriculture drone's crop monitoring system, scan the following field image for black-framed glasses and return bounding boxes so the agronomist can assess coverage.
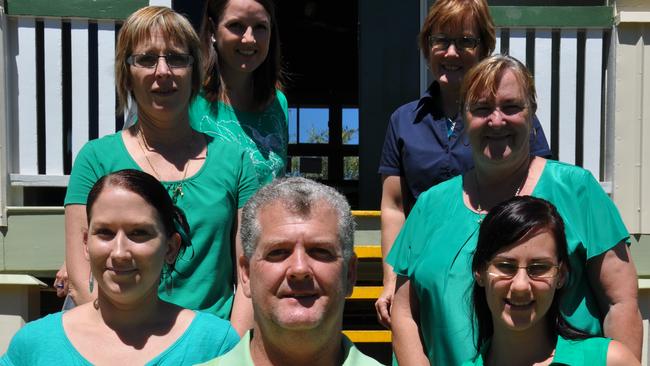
[126,53,194,69]
[429,35,481,51]
[487,261,560,280]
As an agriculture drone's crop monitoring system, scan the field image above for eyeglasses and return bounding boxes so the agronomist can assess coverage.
[429,35,481,51]
[126,53,194,69]
[487,261,560,280]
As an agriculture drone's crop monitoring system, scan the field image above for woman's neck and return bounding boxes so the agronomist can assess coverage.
[486,325,556,366]
[135,114,194,149]
[438,82,461,118]
[94,287,173,332]
[219,66,255,111]
[469,155,532,212]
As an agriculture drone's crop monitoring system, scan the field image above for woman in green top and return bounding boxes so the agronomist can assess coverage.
[190,0,288,185]
[388,55,642,365]
[61,6,259,334]
[465,196,636,366]
[2,170,240,365]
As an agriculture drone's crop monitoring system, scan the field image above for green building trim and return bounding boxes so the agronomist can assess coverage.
[5,0,148,20]
[490,6,614,28]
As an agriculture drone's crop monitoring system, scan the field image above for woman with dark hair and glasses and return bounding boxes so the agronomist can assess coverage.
[465,196,637,366]
[61,6,258,334]
[376,0,550,328]
[189,0,288,185]
[2,170,240,365]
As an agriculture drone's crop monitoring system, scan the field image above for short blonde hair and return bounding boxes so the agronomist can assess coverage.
[115,6,202,113]
[460,54,537,120]
[419,0,495,61]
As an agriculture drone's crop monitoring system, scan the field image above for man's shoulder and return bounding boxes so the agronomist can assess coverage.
[341,335,384,366]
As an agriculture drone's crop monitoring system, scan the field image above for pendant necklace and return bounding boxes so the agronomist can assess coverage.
[136,126,191,203]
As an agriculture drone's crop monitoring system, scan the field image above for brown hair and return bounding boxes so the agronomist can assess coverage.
[199,0,283,108]
[419,0,495,61]
[460,54,537,120]
[115,6,202,113]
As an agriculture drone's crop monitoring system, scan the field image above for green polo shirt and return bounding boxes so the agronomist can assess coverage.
[462,335,611,365]
[199,330,383,366]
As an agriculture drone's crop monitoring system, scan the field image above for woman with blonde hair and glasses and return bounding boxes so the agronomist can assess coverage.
[375,0,550,328]
[388,55,641,365]
[466,196,637,366]
[61,6,258,334]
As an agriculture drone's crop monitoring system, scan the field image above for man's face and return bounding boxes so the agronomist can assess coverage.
[240,200,356,333]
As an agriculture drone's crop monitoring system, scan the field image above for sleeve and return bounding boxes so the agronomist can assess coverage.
[378,109,403,176]
[386,197,424,277]
[576,169,630,259]
[276,90,289,172]
[64,141,102,206]
[217,325,241,355]
[1,323,35,366]
[237,149,261,208]
[529,115,552,158]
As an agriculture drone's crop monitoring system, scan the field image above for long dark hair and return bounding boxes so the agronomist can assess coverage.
[86,169,191,272]
[471,196,590,351]
[199,0,283,108]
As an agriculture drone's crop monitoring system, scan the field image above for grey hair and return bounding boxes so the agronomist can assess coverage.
[241,177,355,260]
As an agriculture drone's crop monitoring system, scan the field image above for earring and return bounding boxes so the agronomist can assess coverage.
[211,35,217,44]
[88,272,94,293]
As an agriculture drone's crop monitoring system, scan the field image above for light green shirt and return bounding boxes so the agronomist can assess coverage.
[189,89,289,185]
[462,335,611,366]
[387,159,629,365]
[199,330,383,366]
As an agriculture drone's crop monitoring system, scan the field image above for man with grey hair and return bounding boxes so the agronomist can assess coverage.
[201,177,381,365]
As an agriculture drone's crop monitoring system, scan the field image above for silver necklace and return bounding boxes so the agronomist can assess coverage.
[136,126,191,203]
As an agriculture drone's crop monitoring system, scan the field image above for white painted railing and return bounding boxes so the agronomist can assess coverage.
[496,28,606,180]
[4,18,610,188]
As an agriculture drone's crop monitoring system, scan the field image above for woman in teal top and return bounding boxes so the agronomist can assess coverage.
[464,196,636,366]
[388,55,642,365]
[62,7,258,334]
[192,0,288,185]
[2,170,240,365]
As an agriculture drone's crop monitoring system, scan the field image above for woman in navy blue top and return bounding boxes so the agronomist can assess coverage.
[375,0,551,328]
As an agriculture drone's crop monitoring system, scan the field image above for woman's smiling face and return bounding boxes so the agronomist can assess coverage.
[214,0,271,76]
[85,185,178,305]
[427,18,482,93]
[477,230,565,334]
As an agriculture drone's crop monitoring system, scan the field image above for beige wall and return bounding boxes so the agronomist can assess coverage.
[611,3,650,234]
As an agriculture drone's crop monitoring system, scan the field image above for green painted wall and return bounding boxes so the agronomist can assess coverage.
[5,0,148,20]
[0,212,64,275]
[631,234,650,278]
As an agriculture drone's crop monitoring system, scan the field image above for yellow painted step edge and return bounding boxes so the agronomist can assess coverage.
[351,210,381,217]
[343,330,392,343]
[348,286,383,299]
[354,245,382,259]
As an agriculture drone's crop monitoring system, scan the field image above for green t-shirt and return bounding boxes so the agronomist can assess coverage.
[0,311,241,366]
[189,89,289,185]
[387,159,629,366]
[462,335,611,366]
[198,330,383,366]
[64,132,259,319]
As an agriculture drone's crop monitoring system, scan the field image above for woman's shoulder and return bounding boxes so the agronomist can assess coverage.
[418,174,463,202]
[542,159,593,180]
[6,313,65,354]
[390,99,423,122]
